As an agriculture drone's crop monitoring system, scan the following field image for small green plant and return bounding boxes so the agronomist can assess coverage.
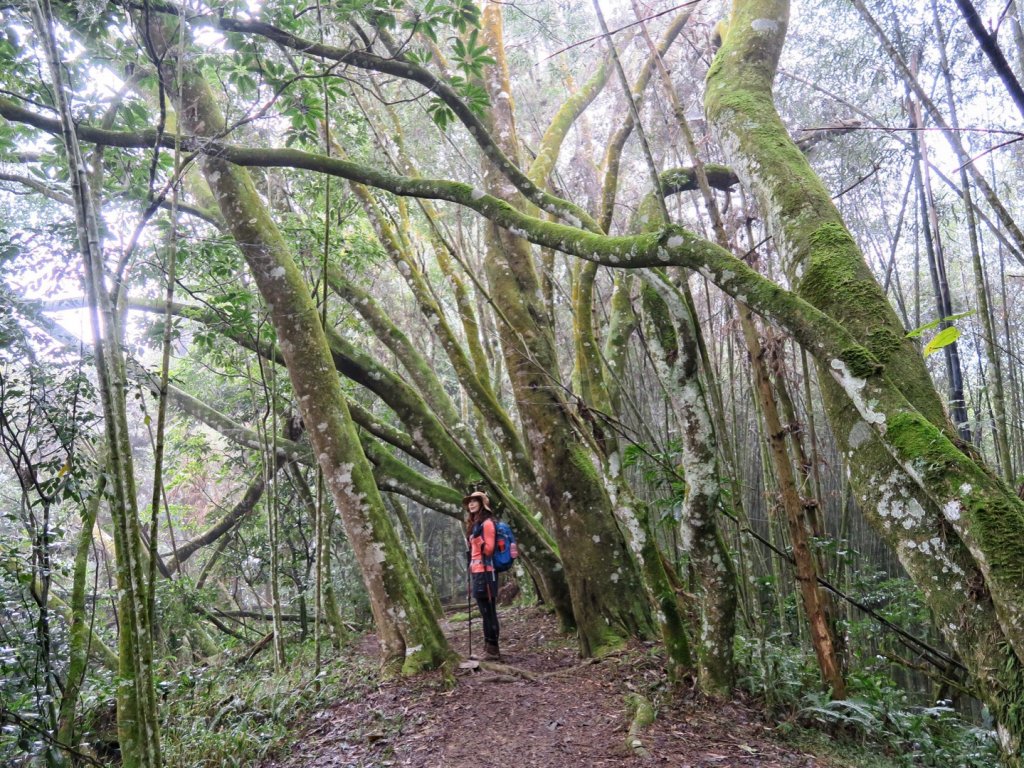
[736,631,1000,767]
[157,641,379,768]
[797,691,998,767]
[735,632,823,713]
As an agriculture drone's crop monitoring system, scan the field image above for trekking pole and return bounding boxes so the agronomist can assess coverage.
[466,547,473,659]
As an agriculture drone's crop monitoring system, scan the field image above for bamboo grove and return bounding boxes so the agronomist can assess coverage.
[2,0,1024,764]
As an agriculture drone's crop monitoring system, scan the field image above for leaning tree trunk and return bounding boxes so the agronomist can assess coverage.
[476,2,657,655]
[141,13,448,674]
[706,0,1024,757]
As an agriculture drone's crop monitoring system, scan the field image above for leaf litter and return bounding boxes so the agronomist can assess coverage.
[263,606,841,768]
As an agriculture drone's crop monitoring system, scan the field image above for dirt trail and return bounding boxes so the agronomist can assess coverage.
[265,607,836,767]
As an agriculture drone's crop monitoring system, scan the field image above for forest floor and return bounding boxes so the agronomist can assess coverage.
[262,605,866,768]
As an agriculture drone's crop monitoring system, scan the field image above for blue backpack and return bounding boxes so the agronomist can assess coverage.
[490,520,518,573]
[475,518,518,573]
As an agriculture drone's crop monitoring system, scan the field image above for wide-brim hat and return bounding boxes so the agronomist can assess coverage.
[462,490,492,512]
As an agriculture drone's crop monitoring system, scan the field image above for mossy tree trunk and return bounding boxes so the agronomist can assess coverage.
[57,472,106,753]
[639,276,735,691]
[141,14,449,675]
[627,181,737,691]
[707,0,1024,756]
[476,2,656,655]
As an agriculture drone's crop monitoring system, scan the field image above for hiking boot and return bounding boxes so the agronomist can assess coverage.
[484,641,501,661]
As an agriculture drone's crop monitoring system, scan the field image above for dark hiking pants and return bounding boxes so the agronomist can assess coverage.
[472,572,499,644]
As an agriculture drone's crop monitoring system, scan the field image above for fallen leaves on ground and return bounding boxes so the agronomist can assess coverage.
[263,607,838,768]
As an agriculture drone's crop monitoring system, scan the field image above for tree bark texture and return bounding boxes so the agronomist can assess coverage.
[477,2,656,655]
[141,15,449,675]
[707,0,1024,756]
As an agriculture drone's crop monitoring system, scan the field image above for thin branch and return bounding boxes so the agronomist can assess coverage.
[544,0,703,59]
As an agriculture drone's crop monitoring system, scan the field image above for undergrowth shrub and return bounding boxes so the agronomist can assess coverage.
[157,641,378,768]
[797,690,998,767]
[736,634,1000,767]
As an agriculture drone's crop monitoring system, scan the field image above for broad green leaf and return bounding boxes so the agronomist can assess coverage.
[906,310,974,338]
[923,326,960,357]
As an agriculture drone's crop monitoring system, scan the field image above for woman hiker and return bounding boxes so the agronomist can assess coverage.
[464,491,501,660]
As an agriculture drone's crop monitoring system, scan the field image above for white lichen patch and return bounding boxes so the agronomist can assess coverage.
[829,359,886,428]
[666,234,685,249]
[680,521,694,553]
[611,504,647,557]
[608,451,621,480]
[878,474,970,585]
[750,18,779,34]
[876,471,926,532]
[942,499,962,523]
[334,462,354,488]
[997,723,1014,753]
[848,420,873,450]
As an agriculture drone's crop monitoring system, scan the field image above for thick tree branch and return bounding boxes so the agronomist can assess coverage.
[164,458,287,574]
[109,1,600,232]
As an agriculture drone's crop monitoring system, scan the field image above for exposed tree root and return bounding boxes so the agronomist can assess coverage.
[625,692,656,757]
[475,659,539,681]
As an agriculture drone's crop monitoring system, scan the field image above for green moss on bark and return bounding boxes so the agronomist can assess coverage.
[568,442,601,485]
[839,346,883,378]
[866,327,903,363]
[886,412,960,475]
[641,283,677,360]
[889,416,1024,565]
